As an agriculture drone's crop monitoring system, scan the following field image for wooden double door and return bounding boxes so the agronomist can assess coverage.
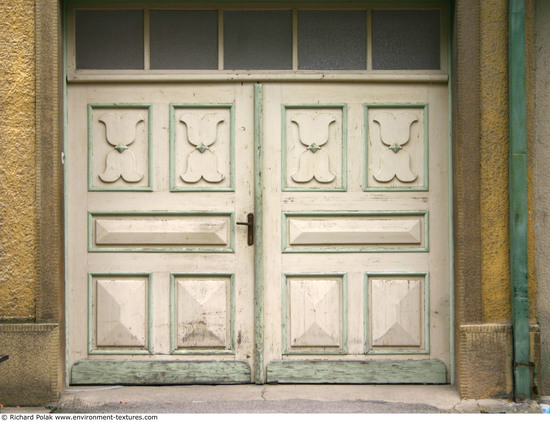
[66,81,450,384]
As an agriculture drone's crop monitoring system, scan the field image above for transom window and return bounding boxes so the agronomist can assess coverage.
[71,6,443,72]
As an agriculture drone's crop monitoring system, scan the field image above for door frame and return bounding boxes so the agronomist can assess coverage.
[32,0,476,389]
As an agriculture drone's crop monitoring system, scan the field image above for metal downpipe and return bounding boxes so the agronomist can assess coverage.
[508,0,531,401]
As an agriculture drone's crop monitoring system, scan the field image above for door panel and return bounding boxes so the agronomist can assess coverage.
[262,83,450,383]
[67,83,255,383]
[66,81,450,384]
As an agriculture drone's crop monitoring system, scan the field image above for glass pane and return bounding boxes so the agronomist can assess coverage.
[298,11,366,70]
[372,10,440,70]
[75,10,144,69]
[150,10,218,70]
[224,11,292,70]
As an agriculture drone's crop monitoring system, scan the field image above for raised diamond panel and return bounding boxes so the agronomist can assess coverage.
[92,275,149,351]
[285,275,345,353]
[367,275,426,352]
[173,275,232,352]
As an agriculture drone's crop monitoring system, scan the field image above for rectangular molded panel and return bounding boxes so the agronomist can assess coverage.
[365,273,429,355]
[283,213,427,252]
[172,275,234,354]
[90,213,233,252]
[371,279,422,347]
[89,274,152,354]
[284,274,346,354]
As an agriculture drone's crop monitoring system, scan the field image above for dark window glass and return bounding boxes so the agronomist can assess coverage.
[150,10,218,70]
[75,10,144,69]
[298,11,366,70]
[224,11,292,70]
[372,10,440,70]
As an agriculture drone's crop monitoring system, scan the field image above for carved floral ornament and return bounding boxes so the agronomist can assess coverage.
[98,112,144,183]
[373,112,418,183]
[95,108,420,188]
[179,113,225,184]
[291,112,337,184]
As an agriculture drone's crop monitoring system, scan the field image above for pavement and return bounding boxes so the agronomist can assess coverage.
[1,385,548,414]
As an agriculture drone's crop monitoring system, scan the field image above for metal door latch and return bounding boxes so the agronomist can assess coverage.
[236,213,254,246]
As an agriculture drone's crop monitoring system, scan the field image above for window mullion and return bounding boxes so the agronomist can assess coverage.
[366,8,372,71]
[144,8,150,70]
[218,10,224,70]
[292,9,298,71]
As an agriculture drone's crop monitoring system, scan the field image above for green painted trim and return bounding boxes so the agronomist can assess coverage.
[254,83,265,384]
[281,104,348,192]
[509,0,530,401]
[63,0,71,388]
[169,103,235,192]
[364,103,429,192]
[445,2,455,386]
[87,273,153,355]
[169,273,236,355]
[282,273,348,355]
[364,272,430,355]
[87,104,153,192]
[71,360,251,385]
[282,211,429,253]
[88,211,235,253]
[87,274,93,354]
[266,359,447,384]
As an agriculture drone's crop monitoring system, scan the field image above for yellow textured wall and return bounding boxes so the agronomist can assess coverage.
[480,0,511,322]
[479,0,536,323]
[0,1,37,320]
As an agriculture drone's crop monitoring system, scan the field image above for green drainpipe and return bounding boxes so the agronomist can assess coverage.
[509,0,531,401]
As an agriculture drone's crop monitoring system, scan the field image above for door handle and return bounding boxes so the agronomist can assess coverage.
[236,213,254,246]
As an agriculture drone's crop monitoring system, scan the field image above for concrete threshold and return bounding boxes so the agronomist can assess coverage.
[56,384,461,413]
[2,386,546,414]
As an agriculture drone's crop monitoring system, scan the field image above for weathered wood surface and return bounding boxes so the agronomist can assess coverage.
[262,83,450,376]
[266,359,446,384]
[67,84,256,379]
[71,360,251,385]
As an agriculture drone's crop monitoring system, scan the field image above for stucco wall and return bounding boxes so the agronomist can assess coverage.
[535,0,550,396]
[479,0,536,324]
[0,1,63,405]
[480,0,510,323]
[0,1,37,320]
[455,0,538,398]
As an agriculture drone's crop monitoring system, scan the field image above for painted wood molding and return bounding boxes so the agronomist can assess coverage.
[266,359,446,384]
[71,360,251,385]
